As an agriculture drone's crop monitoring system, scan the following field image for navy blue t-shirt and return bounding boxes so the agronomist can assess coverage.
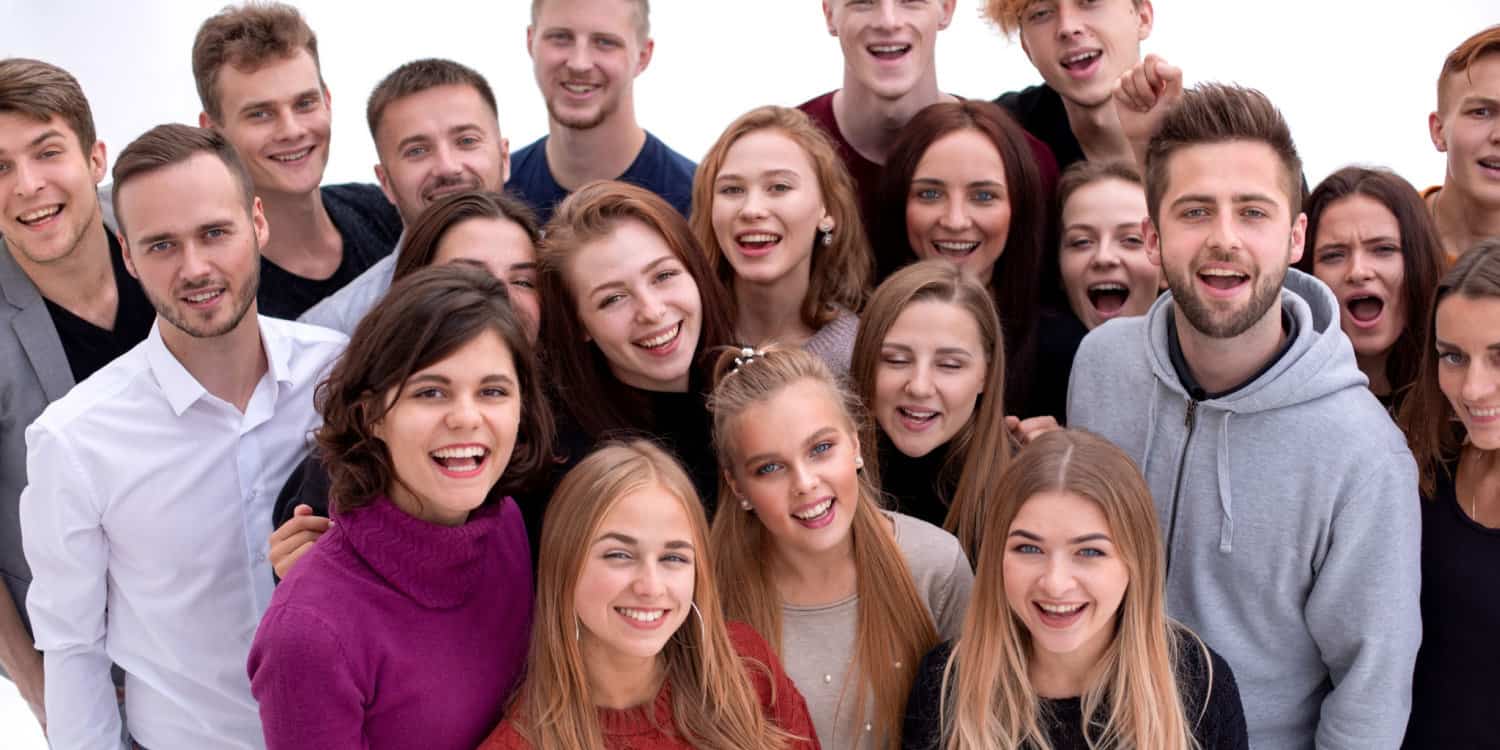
[505,131,696,223]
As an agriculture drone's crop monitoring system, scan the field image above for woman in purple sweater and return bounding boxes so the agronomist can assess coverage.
[247,264,556,749]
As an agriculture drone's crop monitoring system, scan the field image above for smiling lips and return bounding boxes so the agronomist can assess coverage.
[634,321,682,354]
[1059,49,1102,79]
[269,145,314,164]
[1035,601,1088,628]
[430,444,490,478]
[867,43,911,61]
[735,231,782,257]
[932,239,980,259]
[791,496,837,529]
[616,606,670,630]
[16,204,63,227]
[1198,267,1249,295]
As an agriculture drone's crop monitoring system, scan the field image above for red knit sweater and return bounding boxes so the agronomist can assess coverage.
[480,622,820,749]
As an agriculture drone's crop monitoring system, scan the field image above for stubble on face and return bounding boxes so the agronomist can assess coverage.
[1165,244,1289,339]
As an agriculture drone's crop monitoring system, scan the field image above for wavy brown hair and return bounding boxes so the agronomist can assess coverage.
[394,190,540,282]
[1296,167,1446,400]
[508,439,799,750]
[875,100,1047,410]
[941,429,1202,750]
[690,105,871,330]
[315,264,555,512]
[851,260,1015,561]
[708,346,939,749]
[538,180,735,439]
[192,1,321,122]
[1399,239,1500,497]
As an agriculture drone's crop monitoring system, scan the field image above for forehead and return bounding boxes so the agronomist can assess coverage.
[595,484,695,542]
[1441,51,1500,111]
[1437,293,1500,344]
[1063,178,1148,222]
[535,0,643,39]
[736,378,849,444]
[117,153,247,238]
[416,328,516,375]
[376,84,497,147]
[885,299,984,351]
[1314,194,1398,235]
[215,49,323,107]
[568,218,679,287]
[1010,489,1112,534]
[0,112,81,154]
[831,0,946,26]
[1160,140,1292,206]
[435,216,536,263]
[915,129,1006,179]
[720,129,816,175]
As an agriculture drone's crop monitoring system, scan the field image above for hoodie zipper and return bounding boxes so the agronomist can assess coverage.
[1164,398,1199,580]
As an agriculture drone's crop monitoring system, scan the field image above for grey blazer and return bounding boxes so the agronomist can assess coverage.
[0,188,118,631]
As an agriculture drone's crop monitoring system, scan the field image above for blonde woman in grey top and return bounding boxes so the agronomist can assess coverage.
[709,345,973,750]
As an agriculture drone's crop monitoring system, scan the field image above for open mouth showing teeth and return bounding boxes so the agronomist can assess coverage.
[1346,295,1384,322]
[1087,282,1130,314]
[868,44,912,59]
[17,205,62,225]
[898,407,938,424]
[617,607,666,623]
[635,322,681,350]
[1470,405,1500,418]
[792,499,834,521]
[737,232,781,249]
[562,82,599,94]
[271,148,312,163]
[430,445,489,472]
[1061,50,1102,69]
[1198,268,1248,290]
[1479,158,1500,170]
[1037,602,1086,615]
[184,289,224,304]
[933,240,980,258]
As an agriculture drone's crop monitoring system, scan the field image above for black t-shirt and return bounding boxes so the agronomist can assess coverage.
[43,227,155,382]
[256,183,402,320]
[903,636,1249,750]
[1404,460,1500,748]
[997,84,1087,173]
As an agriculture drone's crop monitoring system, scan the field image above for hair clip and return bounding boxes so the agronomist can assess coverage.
[731,346,764,373]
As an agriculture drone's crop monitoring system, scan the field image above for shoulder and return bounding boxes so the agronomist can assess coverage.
[1170,626,1243,717]
[509,136,548,169]
[477,719,530,750]
[727,620,774,661]
[320,182,389,212]
[1072,316,1150,375]
[262,316,350,364]
[994,83,1050,113]
[796,91,837,121]
[890,512,970,579]
[643,132,696,173]
[29,345,150,433]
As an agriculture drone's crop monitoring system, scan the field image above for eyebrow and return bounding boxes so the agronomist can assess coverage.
[1170,193,1280,209]
[912,176,1006,189]
[741,426,839,469]
[406,372,517,387]
[586,255,676,298]
[1008,529,1114,545]
[0,129,66,156]
[136,219,235,248]
[594,531,695,551]
[882,342,976,357]
[1459,95,1500,109]
[1434,337,1500,352]
[395,123,482,154]
[1315,235,1400,251]
[715,168,802,182]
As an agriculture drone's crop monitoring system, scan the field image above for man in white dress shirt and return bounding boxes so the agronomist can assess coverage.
[19,124,346,749]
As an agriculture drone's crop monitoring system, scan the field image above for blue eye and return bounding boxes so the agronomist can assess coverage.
[754,462,782,476]
[1077,547,1106,558]
[810,441,833,457]
[1013,543,1042,554]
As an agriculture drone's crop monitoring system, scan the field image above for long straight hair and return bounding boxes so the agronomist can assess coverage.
[509,440,795,750]
[707,346,939,749]
[942,429,1200,750]
[1296,167,1445,399]
[690,105,871,329]
[1399,239,1500,496]
[538,181,736,439]
[851,260,1016,561]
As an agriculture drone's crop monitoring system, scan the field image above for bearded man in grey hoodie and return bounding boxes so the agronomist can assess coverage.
[1067,83,1421,749]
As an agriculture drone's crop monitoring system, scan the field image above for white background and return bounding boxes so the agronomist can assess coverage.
[2,0,1496,746]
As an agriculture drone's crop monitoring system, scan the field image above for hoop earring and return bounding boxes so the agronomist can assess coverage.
[575,616,581,642]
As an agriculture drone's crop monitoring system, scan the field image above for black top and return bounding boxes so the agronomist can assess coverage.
[876,431,953,528]
[996,84,1086,173]
[1027,307,1088,423]
[1167,306,1297,401]
[1403,460,1500,748]
[256,183,402,320]
[903,636,1249,750]
[43,227,155,382]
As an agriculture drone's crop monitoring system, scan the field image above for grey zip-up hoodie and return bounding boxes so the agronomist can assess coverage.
[1067,269,1421,750]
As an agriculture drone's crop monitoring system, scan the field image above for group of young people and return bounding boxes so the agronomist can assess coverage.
[1,1,1496,749]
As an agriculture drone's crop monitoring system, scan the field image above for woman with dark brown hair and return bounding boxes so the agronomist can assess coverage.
[248,264,555,750]
[1396,240,1500,747]
[1297,167,1445,409]
[538,180,736,508]
[874,100,1067,420]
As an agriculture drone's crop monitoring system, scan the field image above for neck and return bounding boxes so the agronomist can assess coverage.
[583,643,664,710]
[1061,96,1134,164]
[545,115,647,192]
[733,269,814,347]
[1430,185,1500,263]
[771,530,857,606]
[1355,350,1392,396]
[1028,637,1108,700]
[158,311,268,412]
[18,209,117,320]
[1176,302,1286,395]
[833,76,951,165]
[256,187,342,273]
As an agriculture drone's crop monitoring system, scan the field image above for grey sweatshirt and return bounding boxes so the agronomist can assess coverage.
[1067,269,1420,750]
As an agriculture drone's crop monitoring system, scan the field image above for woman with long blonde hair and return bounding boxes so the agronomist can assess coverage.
[710,346,973,750]
[851,260,1051,561]
[691,106,871,377]
[483,440,819,750]
[902,429,1247,750]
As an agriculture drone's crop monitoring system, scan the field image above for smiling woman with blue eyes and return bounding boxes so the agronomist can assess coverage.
[708,345,973,750]
[901,428,1248,750]
[247,265,556,749]
[874,100,1071,422]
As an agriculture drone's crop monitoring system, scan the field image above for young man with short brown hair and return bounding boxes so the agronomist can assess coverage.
[1427,24,1500,261]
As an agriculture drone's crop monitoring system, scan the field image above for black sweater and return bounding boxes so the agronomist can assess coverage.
[902,635,1249,750]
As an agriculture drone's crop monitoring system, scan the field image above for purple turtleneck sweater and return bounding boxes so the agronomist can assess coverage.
[247,495,533,750]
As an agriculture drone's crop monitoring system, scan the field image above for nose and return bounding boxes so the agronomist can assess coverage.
[431,142,463,178]
[875,0,898,29]
[272,107,306,143]
[12,159,43,197]
[444,393,482,430]
[1346,248,1375,284]
[790,461,819,496]
[1090,239,1123,269]
[631,561,665,598]
[1039,553,1075,597]
[179,241,214,283]
[1055,2,1084,38]
[740,187,769,219]
[1462,359,1498,405]
[903,362,935,399]
[938,198,971,232]
[1205,211,1242,254]
[566,38,594,74]
[635,287,666,324]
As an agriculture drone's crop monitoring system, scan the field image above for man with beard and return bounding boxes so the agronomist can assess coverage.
[510,0,695,222]
[1066,84,1421,749]
[300,58,510,333]
[19,124,346,749]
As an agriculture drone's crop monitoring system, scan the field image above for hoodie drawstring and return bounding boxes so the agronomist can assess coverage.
[1140,386,1161,479]
[1216,411,1235,553]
